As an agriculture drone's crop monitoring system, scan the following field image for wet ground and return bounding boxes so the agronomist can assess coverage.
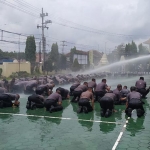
[0,76,150,150]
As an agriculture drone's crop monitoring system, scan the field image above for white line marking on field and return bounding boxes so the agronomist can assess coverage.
[112,117,130,150]
[0,112,123,124]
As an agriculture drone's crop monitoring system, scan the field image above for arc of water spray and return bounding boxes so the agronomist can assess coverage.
[83,55,150,74]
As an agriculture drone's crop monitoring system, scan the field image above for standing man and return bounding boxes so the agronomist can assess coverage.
[135,77,150,98]
[125,86,145,117]
[44,89,63,113]
[77,87,94,113]
[95,79,111,102]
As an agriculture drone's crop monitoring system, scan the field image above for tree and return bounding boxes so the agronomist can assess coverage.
[25,36,36,73]
[44,59,53,74]
[138,43,149,54]
[49,43,59,71]
[72,58,81,72]
[70,46,76,64]
[59,54,67,70]
[125,41,137,58]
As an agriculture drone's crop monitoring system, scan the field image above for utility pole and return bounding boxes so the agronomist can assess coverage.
[39,41,41,62]
[18,34,21,74]
[61,41,67,54]
[1,30,3,40]
[37,8,52,71]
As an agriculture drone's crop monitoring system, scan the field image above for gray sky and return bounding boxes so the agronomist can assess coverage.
[0,0,150,54]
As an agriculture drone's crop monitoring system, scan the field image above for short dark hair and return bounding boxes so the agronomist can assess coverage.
[92,78,95,82]
[130,86,136,91]
[124,86,127,89]
[102,79,106,82]
[140,77,144,80]
[117,84,122,89]
[83,82,88,85]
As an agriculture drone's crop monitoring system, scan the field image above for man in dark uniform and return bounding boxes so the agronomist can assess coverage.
[135,77,150,98]
[95,79,111,102]
[88,78,96,93]
[26,94,45,109]
[24,80,39,94]
[44,89,63,113]
[121,86,130,98]
[113,84,126,105]
[0,93,20,108]
[35,84,50,96]
[56,87,70,100]
[71,82,88,102]
[99,91,116,118]
[77,87,94,113]
[125,86,145,117]
[70,81,80,96]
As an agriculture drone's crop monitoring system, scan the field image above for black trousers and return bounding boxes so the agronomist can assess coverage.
[71,91,82,102]
[44,99,63,111]
[99,97,114,112]
[0,95,13,107]
[95,91,106,102]
[70,86,77,96]
[125,99,145,114]
[78,98,93,112]
[28,95,44,108]
[137,88,149,98]
[35,87,46,95]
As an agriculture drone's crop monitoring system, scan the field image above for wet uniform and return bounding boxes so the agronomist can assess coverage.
[95,82,108,101]
[125,91,145,117]
[100,93,116,117]
[13,81,29,93]
[0,87,7,94]
[113,88,124,105]
[70,82,80,96]
[0,93,18,107]
[56,87,69,100]
[27,94,45,109]
[135,80,149,98]
[78,90,93,112]
[36,84,49,95]
[71,85,88,102]
[24,80,38,94]
[88,81,96,92]
[44,93,63,112]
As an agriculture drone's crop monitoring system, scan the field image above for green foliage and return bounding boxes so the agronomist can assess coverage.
[49,43,59,71]
[125,41,137,57]
[59,54,67,70]
[25,36,36,63]
[0,68,2,76]
[45,59,53,73]
[9,71,29,78]
[70,47,76,64]
[0,49,25,59]
[138,43,149,54]
[72,58,81,72]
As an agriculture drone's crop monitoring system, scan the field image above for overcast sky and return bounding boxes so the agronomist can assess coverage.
[0,0,150,54]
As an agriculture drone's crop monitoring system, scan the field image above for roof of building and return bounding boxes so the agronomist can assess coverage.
[143,39,150,45]
[65,50,88,57]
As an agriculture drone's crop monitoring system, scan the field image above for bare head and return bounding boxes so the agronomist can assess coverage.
[102,79,107,83]
[117,84,122,91]
[140,77,144,80]
[88,87,93,92]
[123,86,127,89]
[92,78,96,82]
[130,86,136,92]
[56,89,61,94]
[83,82,88,87]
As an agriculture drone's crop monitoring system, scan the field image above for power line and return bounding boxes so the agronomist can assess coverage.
[0,0,39,18]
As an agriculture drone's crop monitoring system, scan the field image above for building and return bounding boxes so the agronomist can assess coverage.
[66,50,89,69]
[36,53,49,63]
[143,39,150,52]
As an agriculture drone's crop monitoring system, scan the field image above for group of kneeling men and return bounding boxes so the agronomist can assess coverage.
[0,76,149,118]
